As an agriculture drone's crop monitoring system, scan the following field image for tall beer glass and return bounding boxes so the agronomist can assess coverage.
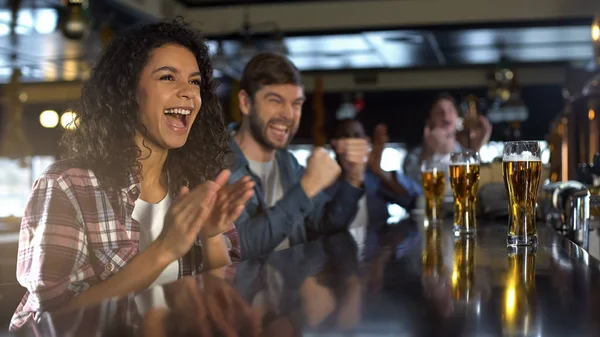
[421,159,447,224]
[503,141,542,246]
[450,152,480,235]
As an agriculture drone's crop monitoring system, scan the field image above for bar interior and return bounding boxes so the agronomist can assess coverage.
[0,0,600,336]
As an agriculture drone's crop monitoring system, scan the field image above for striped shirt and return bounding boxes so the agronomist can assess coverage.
[9,160,241,330]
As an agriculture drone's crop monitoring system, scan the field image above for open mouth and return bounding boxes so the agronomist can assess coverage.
[268,122,291,141]
[164,107,192,130]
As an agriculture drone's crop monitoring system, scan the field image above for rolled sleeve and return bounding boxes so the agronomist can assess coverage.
[10,177,93,330]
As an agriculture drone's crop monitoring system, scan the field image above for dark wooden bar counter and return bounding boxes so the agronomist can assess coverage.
[3,218,600,337]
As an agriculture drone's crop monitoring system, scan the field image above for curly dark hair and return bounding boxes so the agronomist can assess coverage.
[61,18,231,192]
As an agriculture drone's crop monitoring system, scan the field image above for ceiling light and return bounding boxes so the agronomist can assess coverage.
[40,110,59,128]
[61,0,88,40]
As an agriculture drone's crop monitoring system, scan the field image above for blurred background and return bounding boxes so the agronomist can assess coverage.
[2,0,599,220]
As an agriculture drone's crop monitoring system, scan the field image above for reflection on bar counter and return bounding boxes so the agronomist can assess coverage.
[503,246,538,337]
[422,225,444,279]
[451,237,475,303]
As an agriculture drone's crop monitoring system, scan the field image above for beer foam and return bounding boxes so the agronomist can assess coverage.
[450,161,479,166]
[503,151,541,162]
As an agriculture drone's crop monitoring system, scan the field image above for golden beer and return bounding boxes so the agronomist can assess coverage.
[503,160,542,246]
[450,164,480,234]
[422,170,446,224]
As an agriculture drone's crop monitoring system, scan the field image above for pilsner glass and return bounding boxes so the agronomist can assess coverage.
[449,152,480,235]
[502,141,542,246]
[421,159,447,224]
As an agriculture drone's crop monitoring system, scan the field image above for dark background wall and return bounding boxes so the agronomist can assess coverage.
[223,84,565,147]
[0,85,564,157]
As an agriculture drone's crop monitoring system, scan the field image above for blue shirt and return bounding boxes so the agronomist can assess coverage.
[361,168,422,244]
[227,124,365,260]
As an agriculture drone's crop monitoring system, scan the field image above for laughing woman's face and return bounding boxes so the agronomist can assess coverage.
[136,44,202,151]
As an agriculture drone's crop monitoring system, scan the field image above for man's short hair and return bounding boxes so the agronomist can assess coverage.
[239,52,302,99]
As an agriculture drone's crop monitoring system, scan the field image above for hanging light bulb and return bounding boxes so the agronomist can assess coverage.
[61,0,89,40]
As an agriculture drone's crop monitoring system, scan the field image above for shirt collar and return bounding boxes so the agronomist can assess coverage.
[228,122,251,173]
[228,122,287,174]
[126,170,142,200]
[230,135,250,173]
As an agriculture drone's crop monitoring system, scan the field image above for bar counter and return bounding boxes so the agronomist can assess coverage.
[4,218,600,337]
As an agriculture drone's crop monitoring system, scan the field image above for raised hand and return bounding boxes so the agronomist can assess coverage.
[301,147,342,198]
[156,170,254,262]
[424,125,455,155]
[332,138,369,187]
[156,178,222,262]
[466,115,492,151]
[372,123,389,147]
[367,124,389,174]
[200,170,255,240]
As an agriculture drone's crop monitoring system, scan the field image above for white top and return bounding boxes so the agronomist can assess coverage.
[247,159,289,251]
[134,286,169,317]
[348,195,368,255]
[132,191,179,287]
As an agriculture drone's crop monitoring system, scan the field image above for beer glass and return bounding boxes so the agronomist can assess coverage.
[503,141,542,246]
[449,151,480,235]
[421,159,447,224]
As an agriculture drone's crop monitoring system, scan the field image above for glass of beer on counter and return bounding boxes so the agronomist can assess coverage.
[421,159,447,224]
[503,141,542,246]
[450,151,480,235]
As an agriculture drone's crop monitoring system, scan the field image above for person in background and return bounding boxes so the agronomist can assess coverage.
[332,119,422,249]
[403,92,492,185]
[228,52,369,260]
[10,19,255,330]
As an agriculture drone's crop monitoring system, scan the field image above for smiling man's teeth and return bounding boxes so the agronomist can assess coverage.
[271,125,288,132]
[164,108,191,115]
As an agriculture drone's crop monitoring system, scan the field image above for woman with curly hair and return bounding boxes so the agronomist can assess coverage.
[9,19,254,330]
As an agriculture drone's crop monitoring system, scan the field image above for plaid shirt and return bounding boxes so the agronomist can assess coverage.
[9,160,241,331]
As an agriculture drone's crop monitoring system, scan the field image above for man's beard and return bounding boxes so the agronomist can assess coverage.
[248,107,296,150]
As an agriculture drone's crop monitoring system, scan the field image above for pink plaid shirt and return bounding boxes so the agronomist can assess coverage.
[9,160,241,330]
